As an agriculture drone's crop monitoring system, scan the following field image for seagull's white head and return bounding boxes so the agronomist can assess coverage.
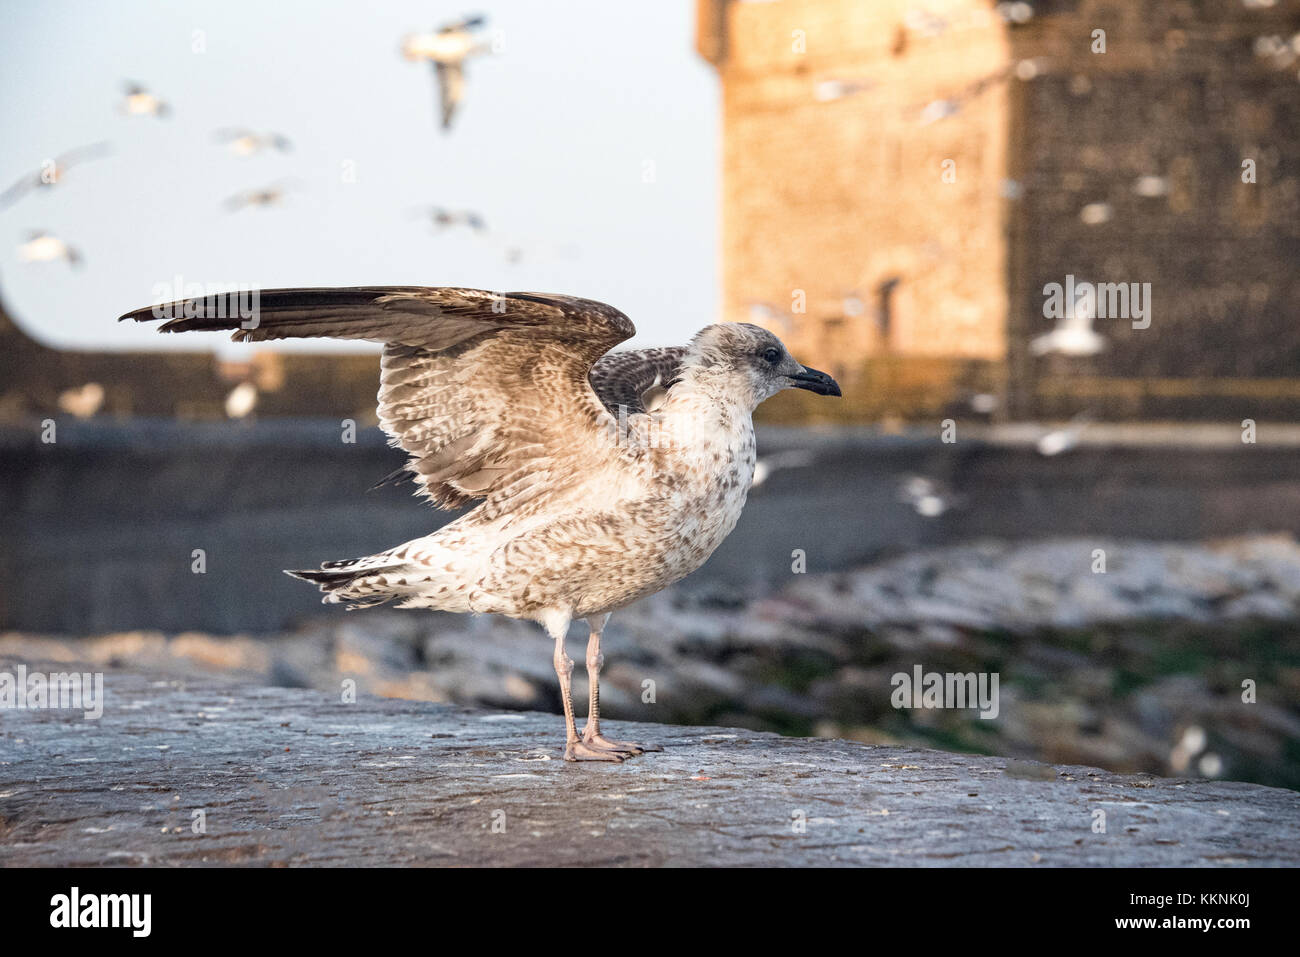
[683,322,841,408]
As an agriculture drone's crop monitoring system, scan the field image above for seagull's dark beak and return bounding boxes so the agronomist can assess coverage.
[788,366,842,397]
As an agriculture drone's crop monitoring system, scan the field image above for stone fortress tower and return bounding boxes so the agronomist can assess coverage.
[697,0,1300,421]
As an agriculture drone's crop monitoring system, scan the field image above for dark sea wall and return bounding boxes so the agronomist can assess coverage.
[3,420,1300,634]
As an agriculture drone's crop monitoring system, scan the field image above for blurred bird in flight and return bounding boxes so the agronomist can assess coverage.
[224,381,259,420]
[401,14,493,130]
[0,142,111,211]
[1031,309,1106,357]
[214,129,293,156]
[57,382,106,419]
[898,475,956,518]
[1036,413,1091,457]
[120,82,170,118]
[18,230,81,267]
[223,180,297,212]
[413,205,488,232]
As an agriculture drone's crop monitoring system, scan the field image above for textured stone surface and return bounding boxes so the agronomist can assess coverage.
[1,666,1296,867]
[7,533,1299,788]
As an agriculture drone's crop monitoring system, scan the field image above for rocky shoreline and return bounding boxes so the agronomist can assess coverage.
[5,536,1299,789]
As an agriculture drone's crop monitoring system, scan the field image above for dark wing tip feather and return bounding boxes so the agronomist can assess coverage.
[369,466,416,491]
[284,568,321,582]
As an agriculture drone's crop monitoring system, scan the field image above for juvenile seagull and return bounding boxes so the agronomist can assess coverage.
[401,15,491,130]
[121,288,841,761]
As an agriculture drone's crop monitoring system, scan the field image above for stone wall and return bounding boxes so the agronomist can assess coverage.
[707,0,1011,381]
[6,419,1300,634]
[699,0,1300,420]
[1006,0,1300,418]
[0,292,381,422]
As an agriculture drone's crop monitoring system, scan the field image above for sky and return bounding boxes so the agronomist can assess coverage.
[0,0,719,356]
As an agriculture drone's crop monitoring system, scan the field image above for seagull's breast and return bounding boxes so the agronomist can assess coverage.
[19,236,65,261]
[404,33,475,61]
[642,405,757,578]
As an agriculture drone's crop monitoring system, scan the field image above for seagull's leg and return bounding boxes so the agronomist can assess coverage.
[542,610,622,763]
[579,614,633,753]
[581,614,662,756]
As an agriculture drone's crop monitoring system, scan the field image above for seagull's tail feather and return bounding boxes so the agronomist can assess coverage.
[286,535,479,613]
[285,554,418,610]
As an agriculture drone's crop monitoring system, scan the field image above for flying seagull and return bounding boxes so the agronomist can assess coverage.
[1036,413,1091,457]
[121,288,841,761]
[224,381,259,420]
[401,15,491,130]
[18,230,81,267]
[223,180,296,212]
[214,128,293,156]
[0,142,111,211]
[58,382,106,419]
[412,205,487,232]
[120,82,170,118]
[751,449,816,490]
[898,475,956,518]
[1030,309,1106,357]
[813,77,875,102]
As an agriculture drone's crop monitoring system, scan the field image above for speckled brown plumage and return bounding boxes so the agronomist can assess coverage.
[588,346,687,414]
[121,286,841,761]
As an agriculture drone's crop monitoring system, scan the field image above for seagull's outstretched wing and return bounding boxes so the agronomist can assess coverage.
[0,173,38,210]
[55,141,112,168]
[441,14,486,33]
[589,346,687,414]
[120,287,635,515]
[0,142,111,210]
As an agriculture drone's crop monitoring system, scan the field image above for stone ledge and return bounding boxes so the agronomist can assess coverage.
[1,665,1296,867]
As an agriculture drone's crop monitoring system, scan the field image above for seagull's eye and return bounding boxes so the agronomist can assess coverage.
[762,347,781,364]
